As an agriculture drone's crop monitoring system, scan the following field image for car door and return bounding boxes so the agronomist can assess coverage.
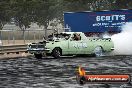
[60,40,69,55]
[68,33,84,55]
[68,39,78,54]
[76,40,88,54]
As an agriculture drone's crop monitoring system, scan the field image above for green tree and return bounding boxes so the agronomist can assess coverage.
[0,0,131,39]
[0,0,11,30]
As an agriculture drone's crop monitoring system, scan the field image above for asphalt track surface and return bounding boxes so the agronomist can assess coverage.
[0,56,132,88]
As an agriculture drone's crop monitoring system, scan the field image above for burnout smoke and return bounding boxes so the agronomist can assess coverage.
[111,22,132,55]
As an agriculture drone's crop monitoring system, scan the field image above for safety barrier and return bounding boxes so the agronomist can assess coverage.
[0,45,27,55]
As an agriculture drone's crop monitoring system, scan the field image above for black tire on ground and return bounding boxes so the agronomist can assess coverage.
[94,46,103,57]
[34,54,42,59]
[76,75,86,85]
[52,48,61,59]
[79,76,86,85]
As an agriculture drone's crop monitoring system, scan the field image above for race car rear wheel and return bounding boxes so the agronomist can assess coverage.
[34,54,42,59]
[52,48,61,59]
[94,46,103,57]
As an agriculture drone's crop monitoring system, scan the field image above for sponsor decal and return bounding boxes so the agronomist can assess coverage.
[73,43,87,48]
[76,66,131,85]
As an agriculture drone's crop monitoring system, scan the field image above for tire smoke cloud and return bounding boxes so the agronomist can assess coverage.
[111,22,132,55]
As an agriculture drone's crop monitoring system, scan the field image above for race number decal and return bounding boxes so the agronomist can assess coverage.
[73,43,87,48]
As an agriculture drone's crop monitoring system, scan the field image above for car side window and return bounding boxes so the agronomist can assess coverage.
[72,33,81,41]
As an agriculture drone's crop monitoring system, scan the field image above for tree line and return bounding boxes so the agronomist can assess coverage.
[0,0,131,31]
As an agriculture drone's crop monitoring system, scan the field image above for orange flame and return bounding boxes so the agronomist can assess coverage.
[78,66,86,76]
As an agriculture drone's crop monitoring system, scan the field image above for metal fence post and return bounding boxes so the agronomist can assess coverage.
[33,31,35,42]
[13,29,15,44]
[24,31,25,44]
[0,30,3,45]
[28,30,29,42]
[39,30,40,40]
[8,31,9,44]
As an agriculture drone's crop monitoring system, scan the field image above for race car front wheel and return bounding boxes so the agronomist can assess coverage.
[52,48,61,59]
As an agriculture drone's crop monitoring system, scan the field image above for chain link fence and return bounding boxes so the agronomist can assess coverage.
[0,30,47,45]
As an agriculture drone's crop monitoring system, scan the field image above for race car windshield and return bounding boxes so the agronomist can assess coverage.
[48,33,71,41]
